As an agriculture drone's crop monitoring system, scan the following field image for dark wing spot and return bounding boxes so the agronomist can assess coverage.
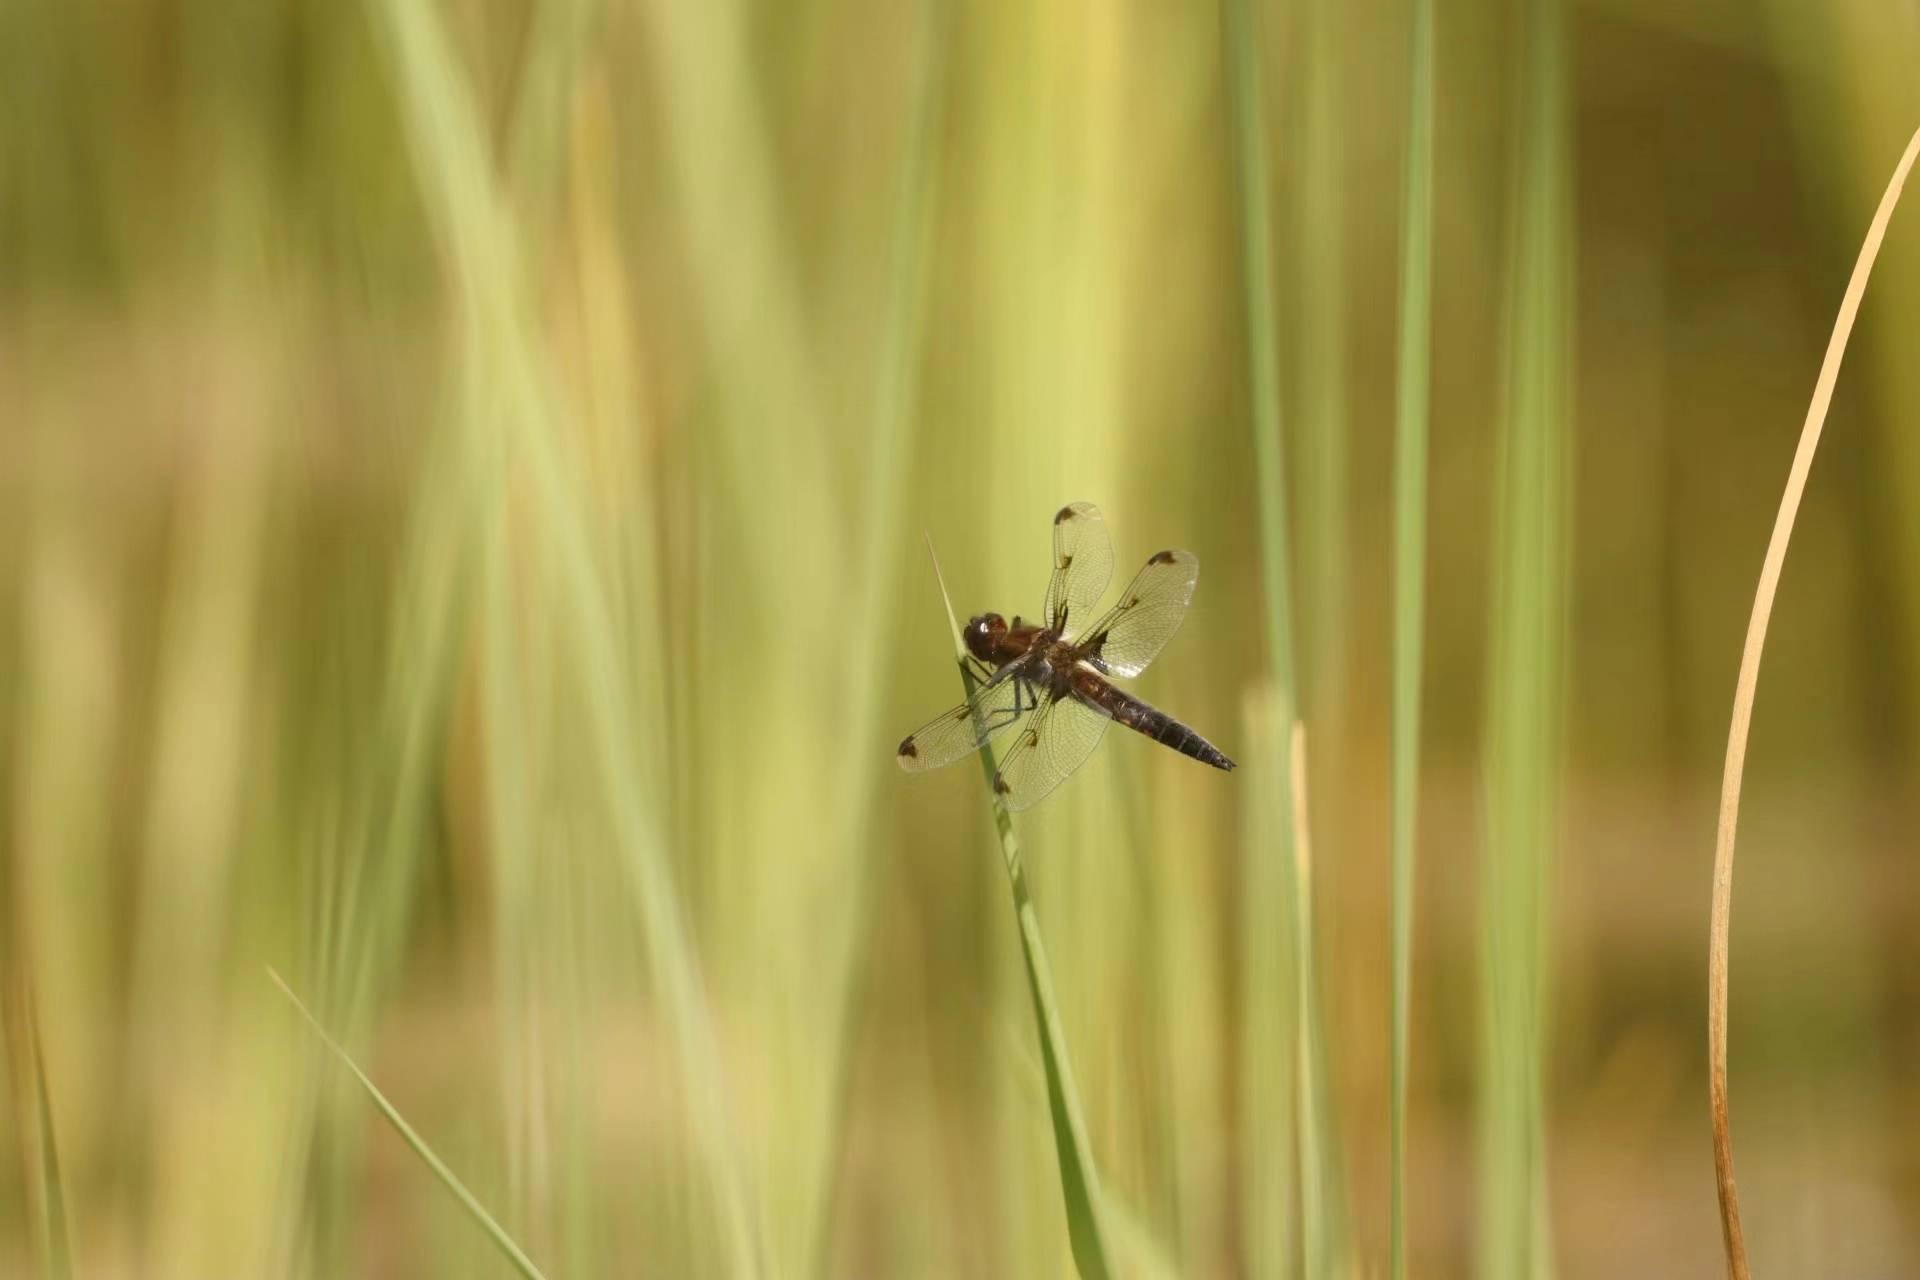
[1061,553,1073,569]
[898,737,919,759]
[1126,596,1139,608]
[994,775,1011,794]
[1055,505,1076,524]
[952,707,971,721]
[1027,731,1039,747]
[1150,549,1177,565]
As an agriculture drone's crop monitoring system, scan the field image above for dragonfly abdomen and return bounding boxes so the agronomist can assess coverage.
[1094,685,1235,772]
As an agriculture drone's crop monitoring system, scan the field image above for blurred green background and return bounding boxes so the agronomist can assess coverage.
[4,0,1920,1275]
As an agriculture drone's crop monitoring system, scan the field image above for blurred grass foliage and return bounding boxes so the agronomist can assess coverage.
[4,0,1920,1276]
[1478,0,1569,1275]
[1386,2,1434,1277]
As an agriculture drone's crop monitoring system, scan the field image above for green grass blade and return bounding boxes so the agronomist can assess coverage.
[27,1012,71,1280]
[1297,0,1350,731]
[995,985,1182,1280]
[1292,34,1358,1254]
[1480,0,1570,1274]
[269,970,549,1280]
[1388,0,1435,1276]
[1010,871,1111,1280]
[1098,1187,1183,1280]
[1238,689,1296,1278]
[928,542,1113,1280]
[6,978,74,1280]
[1220,0,1298,702]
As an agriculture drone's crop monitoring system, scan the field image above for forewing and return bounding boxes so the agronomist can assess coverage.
[1041,502,1114,635]
[990,691,1112,812]
[1078,549,1199,678]
[897,661,1039,773]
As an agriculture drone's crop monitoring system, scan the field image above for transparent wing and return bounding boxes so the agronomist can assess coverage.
[1041,502,1114,635]
[897,660,1041,773]
[1077,549,1199,678]
[990,691,1112,811]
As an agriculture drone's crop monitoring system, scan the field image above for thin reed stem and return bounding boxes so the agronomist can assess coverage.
[1219,0,1298,702]
[1480,0,1569,1273]
[1223,2,1350,1270]
[1388,0,1435,1275]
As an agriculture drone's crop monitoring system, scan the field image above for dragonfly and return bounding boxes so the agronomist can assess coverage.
[897,502,1234,811]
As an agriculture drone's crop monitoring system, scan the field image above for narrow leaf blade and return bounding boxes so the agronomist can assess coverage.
[269,969,550,1280]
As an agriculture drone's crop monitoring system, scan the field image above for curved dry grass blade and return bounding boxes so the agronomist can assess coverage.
[1708,123,1920,1280]
[926,538,1114,1280]
[269,970,549,1280]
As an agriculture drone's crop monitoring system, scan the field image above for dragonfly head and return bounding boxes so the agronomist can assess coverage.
[964,613,1007,664]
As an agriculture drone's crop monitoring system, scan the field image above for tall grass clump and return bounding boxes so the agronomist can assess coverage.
[809,8,946,1270]
[1479,0,1570,1275]
[1221,0,1343,1271]
[636,2,910,1264]
[1388,0,1435,1274]
[1706,124,1920,1280]
[351,0,762,1271]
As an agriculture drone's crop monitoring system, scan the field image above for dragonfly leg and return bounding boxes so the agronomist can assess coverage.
[1010,678,1029,716]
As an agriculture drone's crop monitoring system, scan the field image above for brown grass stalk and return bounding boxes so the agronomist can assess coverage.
[1709,122,1920,1280]
[1287,721,1329,1276]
